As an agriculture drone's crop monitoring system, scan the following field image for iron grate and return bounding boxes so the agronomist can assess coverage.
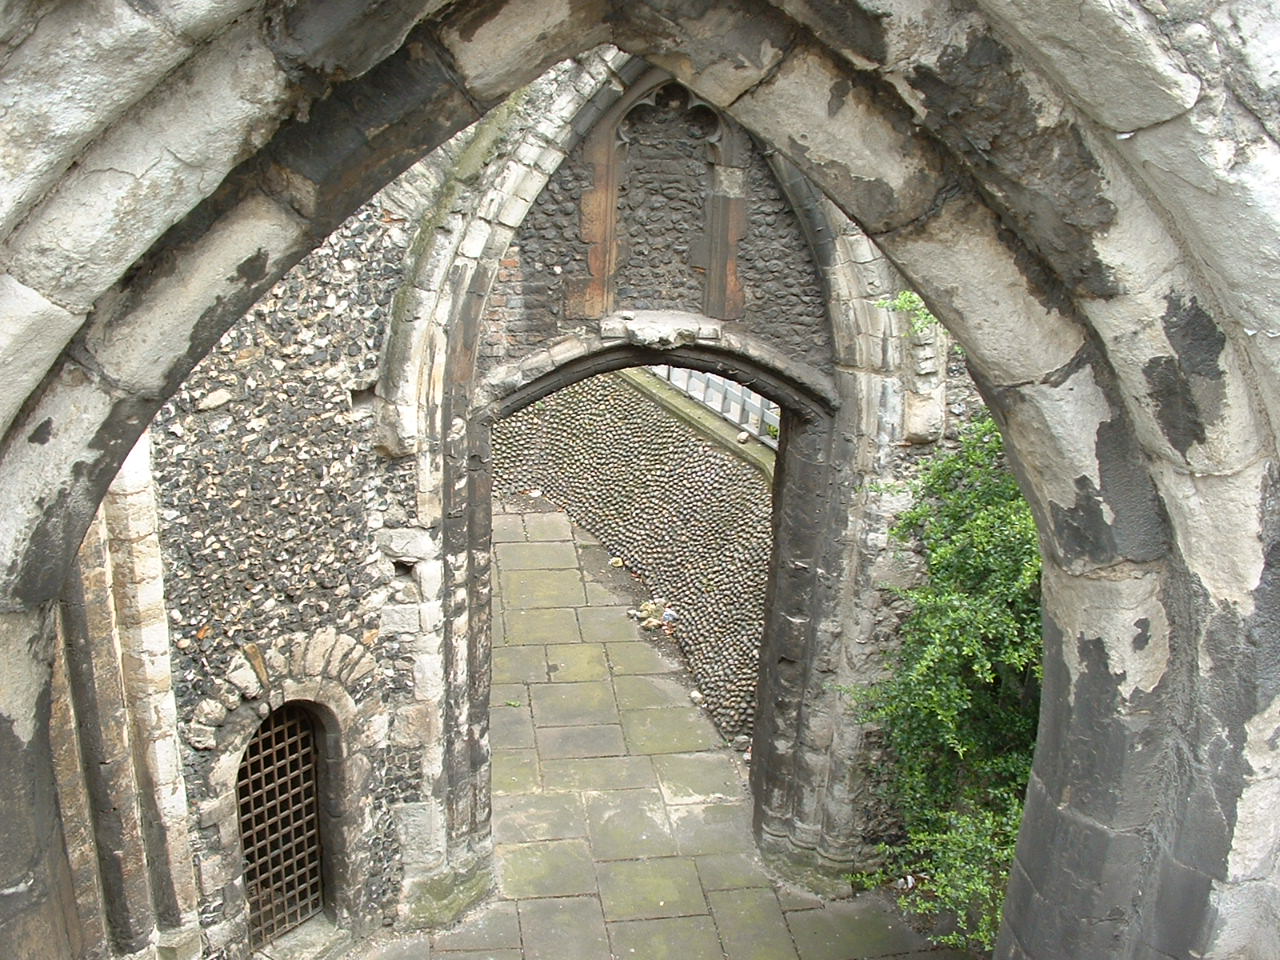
[236,702,324,949]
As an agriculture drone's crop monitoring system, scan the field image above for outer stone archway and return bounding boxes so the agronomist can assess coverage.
[1,3,1278,959]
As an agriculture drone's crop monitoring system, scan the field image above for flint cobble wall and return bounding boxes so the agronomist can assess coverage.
[493,372,772,737]
[150,200,418,950]
[478,79,833,377]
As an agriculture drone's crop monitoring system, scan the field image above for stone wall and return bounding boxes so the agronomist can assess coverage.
[4,4,1275,954]
[493,371,773,737]
[477,75,833,379]
[488,336,983,744]
[150,200,416,953]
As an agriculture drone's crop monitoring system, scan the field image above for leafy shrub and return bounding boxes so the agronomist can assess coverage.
[878,290,938,334]
[855,414,1041,952]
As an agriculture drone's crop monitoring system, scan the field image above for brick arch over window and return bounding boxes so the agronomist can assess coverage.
[0,4,1277,959]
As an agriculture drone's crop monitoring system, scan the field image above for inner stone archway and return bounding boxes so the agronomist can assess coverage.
[471,335,848,875]
[1,4,1277,959]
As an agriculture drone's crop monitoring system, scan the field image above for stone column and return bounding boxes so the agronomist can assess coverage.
[104,432,202,960]
[59,513,157,955]
[0,606,80,959]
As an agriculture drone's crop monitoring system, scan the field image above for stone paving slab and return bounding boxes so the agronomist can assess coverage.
[695,852,774,891]
[522,512,572,541]
[504,607,581,645]
[431,901,520,952]
[620,706,722,754]
[490,683,527,708]
[776,885,825,911]
[606,641,683,674]
[492,793,587,844]
[500,569,585,608]
[545,643,608,681]
[596,857,706,920]
[668,801,756,856]
[785,896,934,959]
[608,916,724,959]
[489,705,534,749]
[583,787,677,860]
[496,839,597,899]
[576,606,641,643]
[583,581,617,605]
[361,938,429,960]
[495,540,578,570]
[491,749,539,795]
[530,681,619,726]
[611,674,690,709]
[710,887,801,960]
[491,513,526,543]
[535,723,625,759]
[492,646,546,685]
[540,756,656,791]
[653,751,744,804]
[517,897,610,960]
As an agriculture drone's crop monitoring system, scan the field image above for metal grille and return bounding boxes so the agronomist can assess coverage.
[648,365,782,448]
[237,702,324,948]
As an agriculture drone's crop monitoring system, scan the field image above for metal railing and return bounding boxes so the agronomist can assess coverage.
[648,365,781,449]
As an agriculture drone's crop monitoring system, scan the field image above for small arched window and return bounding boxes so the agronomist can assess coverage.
[236,702,325,947]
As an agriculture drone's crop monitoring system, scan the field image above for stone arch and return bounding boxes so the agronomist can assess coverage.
[0,4,1275,958]
[374,57,929,903]
[194,639,382,950]
[387,55,931,891]
[468,318,849,858]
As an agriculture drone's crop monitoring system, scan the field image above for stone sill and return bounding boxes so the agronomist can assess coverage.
[251,914,353,960]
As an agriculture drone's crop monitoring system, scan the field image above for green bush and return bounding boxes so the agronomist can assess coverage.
[878,290,938,334]
[854,414,1041,952]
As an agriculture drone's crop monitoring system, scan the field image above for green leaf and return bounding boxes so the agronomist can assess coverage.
[852,413,1040,952]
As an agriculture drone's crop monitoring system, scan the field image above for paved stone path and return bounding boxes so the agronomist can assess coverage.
[362,499,970,960]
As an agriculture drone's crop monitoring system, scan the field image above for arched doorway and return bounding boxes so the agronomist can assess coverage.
[237,702,327,949]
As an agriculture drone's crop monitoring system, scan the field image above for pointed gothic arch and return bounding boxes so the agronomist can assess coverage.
[0,5,1275,958]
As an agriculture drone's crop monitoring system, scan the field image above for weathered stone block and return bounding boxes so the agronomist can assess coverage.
[76,190,308,400]
[976,0,1200,130]
[884,196,1085,387]
[185,722,217,750]
[381,603,421,635]
[0,274,83,439]
[7,22,290,312]
[440,0,610,102]
[902,388,944,444]
[394,801,444,865]
[617,0,789,106]
[0,0,190,234]
[730,44,941,234]
[377,526,437,561]
[223,654,262,700]
[399,855,492,928]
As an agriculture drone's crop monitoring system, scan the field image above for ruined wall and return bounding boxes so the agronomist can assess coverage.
[4,3,1276,954]
[493,371,773,737]
[150,202,417,954]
